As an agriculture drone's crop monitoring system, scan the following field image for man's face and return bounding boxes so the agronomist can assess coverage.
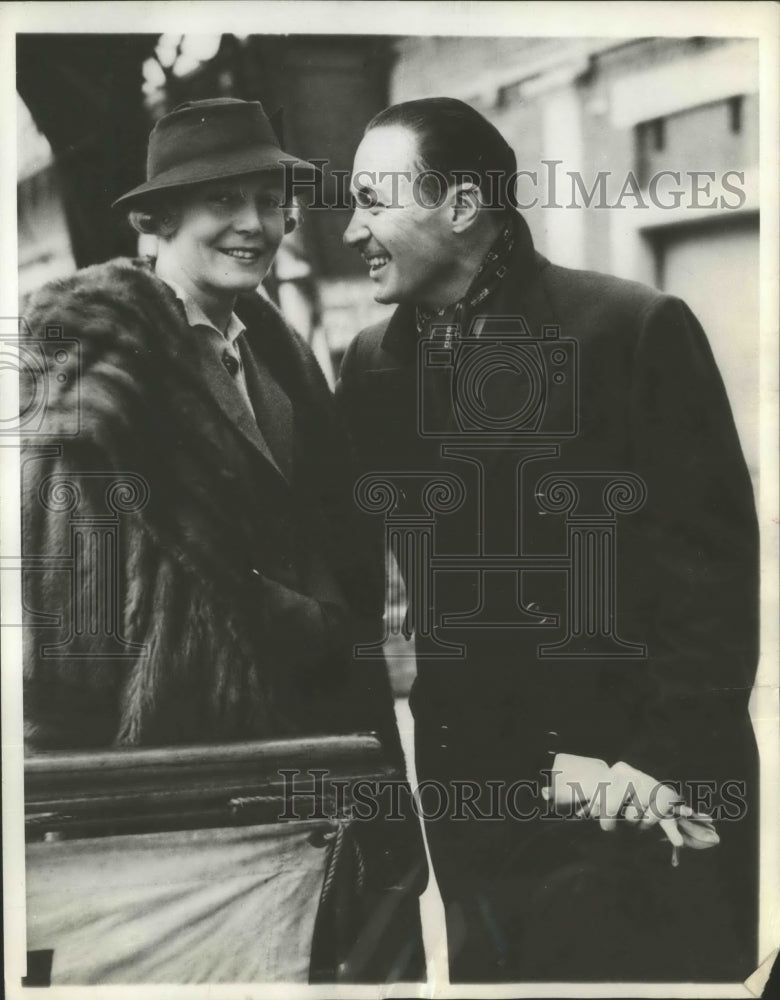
[343,125,458,307]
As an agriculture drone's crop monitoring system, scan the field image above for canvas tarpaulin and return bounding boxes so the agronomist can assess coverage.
[26,819,334,983]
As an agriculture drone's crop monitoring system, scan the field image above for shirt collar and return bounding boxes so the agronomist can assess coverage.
[159,276,246,345]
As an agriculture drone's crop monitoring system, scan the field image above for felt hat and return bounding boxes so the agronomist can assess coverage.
[112,97,318,209]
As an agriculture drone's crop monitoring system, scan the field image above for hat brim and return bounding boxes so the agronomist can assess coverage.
[112,146,321,210]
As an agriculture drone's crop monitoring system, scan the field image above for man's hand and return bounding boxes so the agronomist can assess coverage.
[541,753,718,855]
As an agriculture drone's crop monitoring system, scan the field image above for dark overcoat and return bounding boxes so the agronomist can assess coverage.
[337,212,759,980]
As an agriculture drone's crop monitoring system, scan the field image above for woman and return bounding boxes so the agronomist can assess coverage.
[22,97,399,757]
[21,98,427,987]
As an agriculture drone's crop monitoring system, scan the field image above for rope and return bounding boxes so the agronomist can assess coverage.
[318,820,347,906]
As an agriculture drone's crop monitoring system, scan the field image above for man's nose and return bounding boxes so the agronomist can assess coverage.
[343,209,370,247]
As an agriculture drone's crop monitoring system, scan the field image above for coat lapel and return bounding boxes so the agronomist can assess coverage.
[160,279,292,486]
[239,338,294,483]
[461,243,562,431]
[193,336,291,483]
[454,246,565,495]
[451,213,562,432]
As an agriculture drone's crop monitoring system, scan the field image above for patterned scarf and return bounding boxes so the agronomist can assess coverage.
[415,216,516,344]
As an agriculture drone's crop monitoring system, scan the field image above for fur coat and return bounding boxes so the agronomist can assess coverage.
[21,258,394,754]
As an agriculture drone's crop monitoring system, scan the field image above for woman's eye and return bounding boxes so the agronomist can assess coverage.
[208,192,236,207]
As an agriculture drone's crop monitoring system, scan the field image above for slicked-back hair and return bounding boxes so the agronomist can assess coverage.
[365,97,518,212]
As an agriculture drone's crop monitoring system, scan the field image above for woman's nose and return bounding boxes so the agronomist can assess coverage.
[343,210,370,246]
[233,200,263,233]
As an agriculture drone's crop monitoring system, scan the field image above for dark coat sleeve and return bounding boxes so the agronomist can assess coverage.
[616,295,759,781]
[334,331,389,622]
[334,332,428,894]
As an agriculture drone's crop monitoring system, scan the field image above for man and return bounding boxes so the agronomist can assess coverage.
[338,98,758,982]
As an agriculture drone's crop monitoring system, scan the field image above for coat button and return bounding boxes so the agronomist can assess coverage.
[222,350,240,376]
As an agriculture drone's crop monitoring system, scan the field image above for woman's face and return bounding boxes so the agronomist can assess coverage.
[160,174,287,301]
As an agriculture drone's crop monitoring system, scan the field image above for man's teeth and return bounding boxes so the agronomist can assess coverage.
[367,255,390,269]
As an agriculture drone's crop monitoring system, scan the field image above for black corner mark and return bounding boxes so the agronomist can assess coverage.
[22,949,54,987]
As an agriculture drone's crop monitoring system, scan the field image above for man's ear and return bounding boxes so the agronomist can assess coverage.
[451,183,482,234]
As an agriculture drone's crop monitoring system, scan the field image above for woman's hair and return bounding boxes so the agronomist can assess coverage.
[365,97,518,211]
[128,198,183,239]
[127,187,299,239]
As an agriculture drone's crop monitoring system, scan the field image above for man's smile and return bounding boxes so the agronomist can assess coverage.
[362,251,392,277]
